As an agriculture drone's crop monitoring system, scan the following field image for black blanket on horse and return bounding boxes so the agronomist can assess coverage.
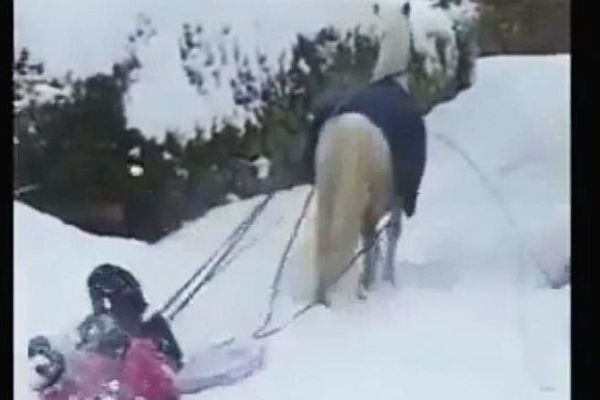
[305,76,426,217]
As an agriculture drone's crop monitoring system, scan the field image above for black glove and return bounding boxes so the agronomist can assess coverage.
[27,335,65,391]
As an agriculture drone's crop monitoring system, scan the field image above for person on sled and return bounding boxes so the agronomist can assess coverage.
[86,263,184,371]
[28,263,184,400]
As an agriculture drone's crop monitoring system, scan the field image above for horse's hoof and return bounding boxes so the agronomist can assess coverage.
[383,267,396,287]
[357,284,368,301]
[315,290,331,307]
[316,298,331,307]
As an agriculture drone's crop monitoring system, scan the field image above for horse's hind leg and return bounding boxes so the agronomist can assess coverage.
[359,149,393,298]
[315,185,335,307]
[383,199,402,286]
[358,218,380,299]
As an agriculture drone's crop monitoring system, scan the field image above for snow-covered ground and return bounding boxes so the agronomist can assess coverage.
[14,54,570,399]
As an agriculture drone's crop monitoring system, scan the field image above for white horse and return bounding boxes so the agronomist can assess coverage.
[312,1,426,305]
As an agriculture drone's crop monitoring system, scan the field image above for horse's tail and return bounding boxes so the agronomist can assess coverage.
[314,112,391,300]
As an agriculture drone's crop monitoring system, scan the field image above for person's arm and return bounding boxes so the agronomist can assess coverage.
[140,313,184,371]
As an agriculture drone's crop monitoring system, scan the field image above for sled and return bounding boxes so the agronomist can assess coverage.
[174,338,266,394]
[28,333,266,399]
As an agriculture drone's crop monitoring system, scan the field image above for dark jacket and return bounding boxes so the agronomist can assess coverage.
[306,77,426,217]
[77,312,184,372]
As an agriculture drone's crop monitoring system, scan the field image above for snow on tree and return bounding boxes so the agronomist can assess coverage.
[408,0,481,112]
[13,48,72,114]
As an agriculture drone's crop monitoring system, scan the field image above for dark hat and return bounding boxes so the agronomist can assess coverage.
[87,263,148,317]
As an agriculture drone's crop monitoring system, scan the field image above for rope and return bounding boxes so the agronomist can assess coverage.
[162,192,275,321]
[253,207,393,340]
[253,188,315,338]
[253,303,315,339]
[430,132,518,227]
[430,131,551,285]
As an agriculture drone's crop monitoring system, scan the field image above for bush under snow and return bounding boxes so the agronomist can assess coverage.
[408,0,481,112]
[15,0,481,137]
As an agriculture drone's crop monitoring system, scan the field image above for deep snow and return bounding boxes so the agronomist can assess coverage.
[14,54,570,399]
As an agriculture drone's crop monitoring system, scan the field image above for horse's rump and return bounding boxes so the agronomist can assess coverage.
[314,112,393,299]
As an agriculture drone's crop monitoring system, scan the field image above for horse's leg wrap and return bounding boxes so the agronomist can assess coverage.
[315,283,330,307]
[360,223,380,294]
[384,202,402,286]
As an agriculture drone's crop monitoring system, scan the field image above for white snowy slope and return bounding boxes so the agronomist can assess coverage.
[15,0,477,140]
[15,55,569,400]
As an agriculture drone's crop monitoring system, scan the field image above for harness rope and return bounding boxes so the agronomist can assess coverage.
[430,131,551,285]
[253,215,393,340]
[159,178,391,341]
[252,188,315,338]
[162,192,276,321]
